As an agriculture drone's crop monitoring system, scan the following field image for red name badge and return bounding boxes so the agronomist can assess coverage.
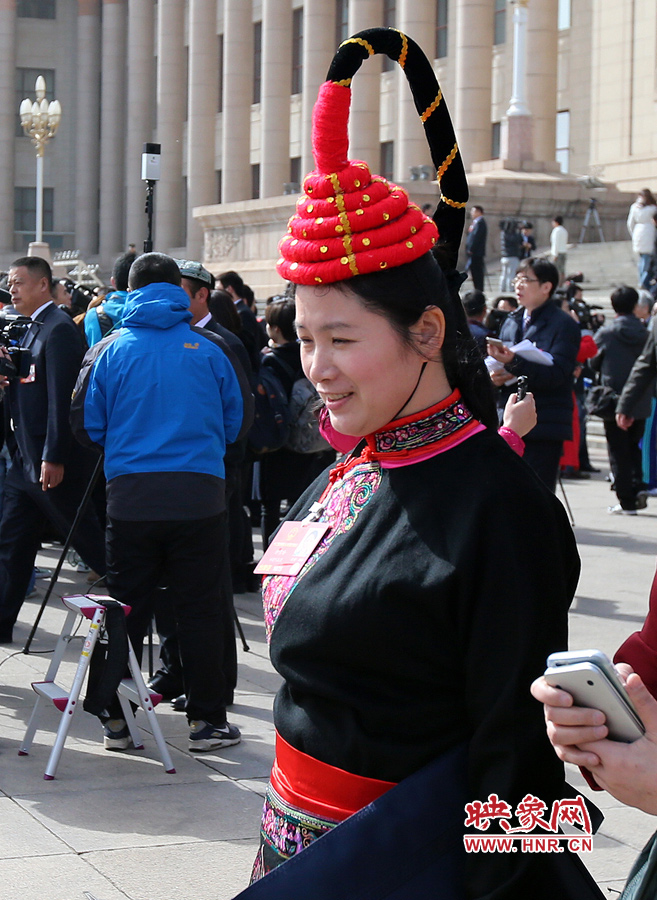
[254,521,331,577]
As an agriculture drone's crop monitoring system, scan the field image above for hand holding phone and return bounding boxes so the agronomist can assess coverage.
[516,375,528,401]
[544,650,644,743]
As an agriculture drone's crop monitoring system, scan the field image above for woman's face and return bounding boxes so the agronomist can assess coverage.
[295,284,425,436]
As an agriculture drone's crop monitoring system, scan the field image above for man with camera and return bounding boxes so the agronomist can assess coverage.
[0,256,106,644]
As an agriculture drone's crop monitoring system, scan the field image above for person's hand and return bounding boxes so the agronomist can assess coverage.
[502,392,536,438]
[490,369,515,387]
[578,673,657,815]
[616,412,634,431]
[487,341,515,366]
[40,461,64,492]
[530,675,609,768]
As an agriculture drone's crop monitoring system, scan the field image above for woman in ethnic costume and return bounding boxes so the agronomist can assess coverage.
[243,28,602,900]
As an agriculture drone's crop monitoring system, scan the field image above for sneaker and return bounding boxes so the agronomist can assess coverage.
[76,561,90,573]
[103,719,132,750]
[608,505,637,516]
[188,720,241,752]
[34,566,52,579]
[636,491,649,510]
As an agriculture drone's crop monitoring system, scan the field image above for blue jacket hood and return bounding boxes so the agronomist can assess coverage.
[122,282,192,330]
[102,289,129,322]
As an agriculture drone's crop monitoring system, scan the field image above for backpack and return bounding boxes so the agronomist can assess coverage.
[286,376,331,454]
[247,365,291,454]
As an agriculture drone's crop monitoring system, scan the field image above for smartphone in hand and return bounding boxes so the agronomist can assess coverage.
[544,650,644,743]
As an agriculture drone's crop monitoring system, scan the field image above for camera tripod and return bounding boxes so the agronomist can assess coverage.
[578,197,605,244]
[24,454,250,657]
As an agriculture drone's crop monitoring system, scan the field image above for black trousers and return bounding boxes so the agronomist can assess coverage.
[105,514,230,726]
[468,256,485,292]
[523,440,564,493]
[0,456,107,641]
[153,524,237,706]
[604,418,646,509]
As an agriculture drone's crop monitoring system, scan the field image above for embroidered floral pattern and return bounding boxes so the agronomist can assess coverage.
[250,785,337,883]
[262,462,381,641]
[373,397,474,454]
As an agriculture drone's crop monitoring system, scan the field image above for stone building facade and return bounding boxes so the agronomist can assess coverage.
[1,0,654,285]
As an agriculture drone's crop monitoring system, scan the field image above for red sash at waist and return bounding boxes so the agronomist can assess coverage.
[270,731,396,823]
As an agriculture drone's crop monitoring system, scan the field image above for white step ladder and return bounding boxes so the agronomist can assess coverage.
[19,595,176,780]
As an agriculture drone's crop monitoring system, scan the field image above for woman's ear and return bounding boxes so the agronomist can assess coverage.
[414,306,445,354]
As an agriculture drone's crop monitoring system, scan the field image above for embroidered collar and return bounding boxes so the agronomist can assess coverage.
[319,390,481,499]
[365,389,479,461]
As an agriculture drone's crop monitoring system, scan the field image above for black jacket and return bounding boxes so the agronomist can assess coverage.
[500,227,523,259]
[465,217,487,258]
[593,315,652,420]
[7,303,86,483]
[617,315,657,418]
[498,300,581,442]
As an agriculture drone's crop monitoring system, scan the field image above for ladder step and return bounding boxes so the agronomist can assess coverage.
[118,678,162,708]
[32,682,71,713]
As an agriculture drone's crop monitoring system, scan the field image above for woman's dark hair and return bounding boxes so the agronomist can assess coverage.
[242,283,257,312]
[209,288,242,333]
[265,297,296,342]
[331,252,498,429]
[639,189,657,207]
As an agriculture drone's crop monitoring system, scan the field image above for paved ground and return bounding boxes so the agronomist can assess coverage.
[1,432,656,899]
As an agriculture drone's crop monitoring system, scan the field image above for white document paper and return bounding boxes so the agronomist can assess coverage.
[508,339,554,366]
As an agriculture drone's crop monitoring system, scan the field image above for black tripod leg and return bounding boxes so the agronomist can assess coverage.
[558,474,576,528]
[23,453,104,654]
[233,605,249,652]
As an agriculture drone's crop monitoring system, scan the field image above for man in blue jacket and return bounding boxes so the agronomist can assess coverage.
[487,258,581,491]
[71,252,254,752]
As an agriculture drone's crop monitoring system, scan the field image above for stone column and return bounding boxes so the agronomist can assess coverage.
[0,0,16,256]
[222,0,252,203]
[186,0,218,257]
[395,0,435,183]
[348,0,382,166]
[125,0,155,250]
[301,0,335,176]
[526,0,558,163]
[99,0,127,266]
[454,0,493,170]
[155,0,186,252]
[500,0,533,164]
[75,0,101,258]
[260,0,292,198]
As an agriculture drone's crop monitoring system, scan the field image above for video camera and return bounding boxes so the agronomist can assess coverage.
[0,309,34,380]
[498,217,524,232]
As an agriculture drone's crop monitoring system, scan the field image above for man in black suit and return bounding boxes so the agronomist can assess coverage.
[0,256,106,643]
[218,269,265,371]
[465,205,487,291]
[487,257,580,492]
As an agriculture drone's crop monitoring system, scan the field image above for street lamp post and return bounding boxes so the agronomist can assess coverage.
[19,75,62,249]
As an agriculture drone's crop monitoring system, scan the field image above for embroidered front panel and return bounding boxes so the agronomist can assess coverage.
[262,462,381,641]
[373,396,474,454]
[250,784,338,882]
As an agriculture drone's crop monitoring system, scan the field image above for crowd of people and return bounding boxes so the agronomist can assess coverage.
[463,270,657,513]
[0,249,340,755]
[4,26,657,900]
